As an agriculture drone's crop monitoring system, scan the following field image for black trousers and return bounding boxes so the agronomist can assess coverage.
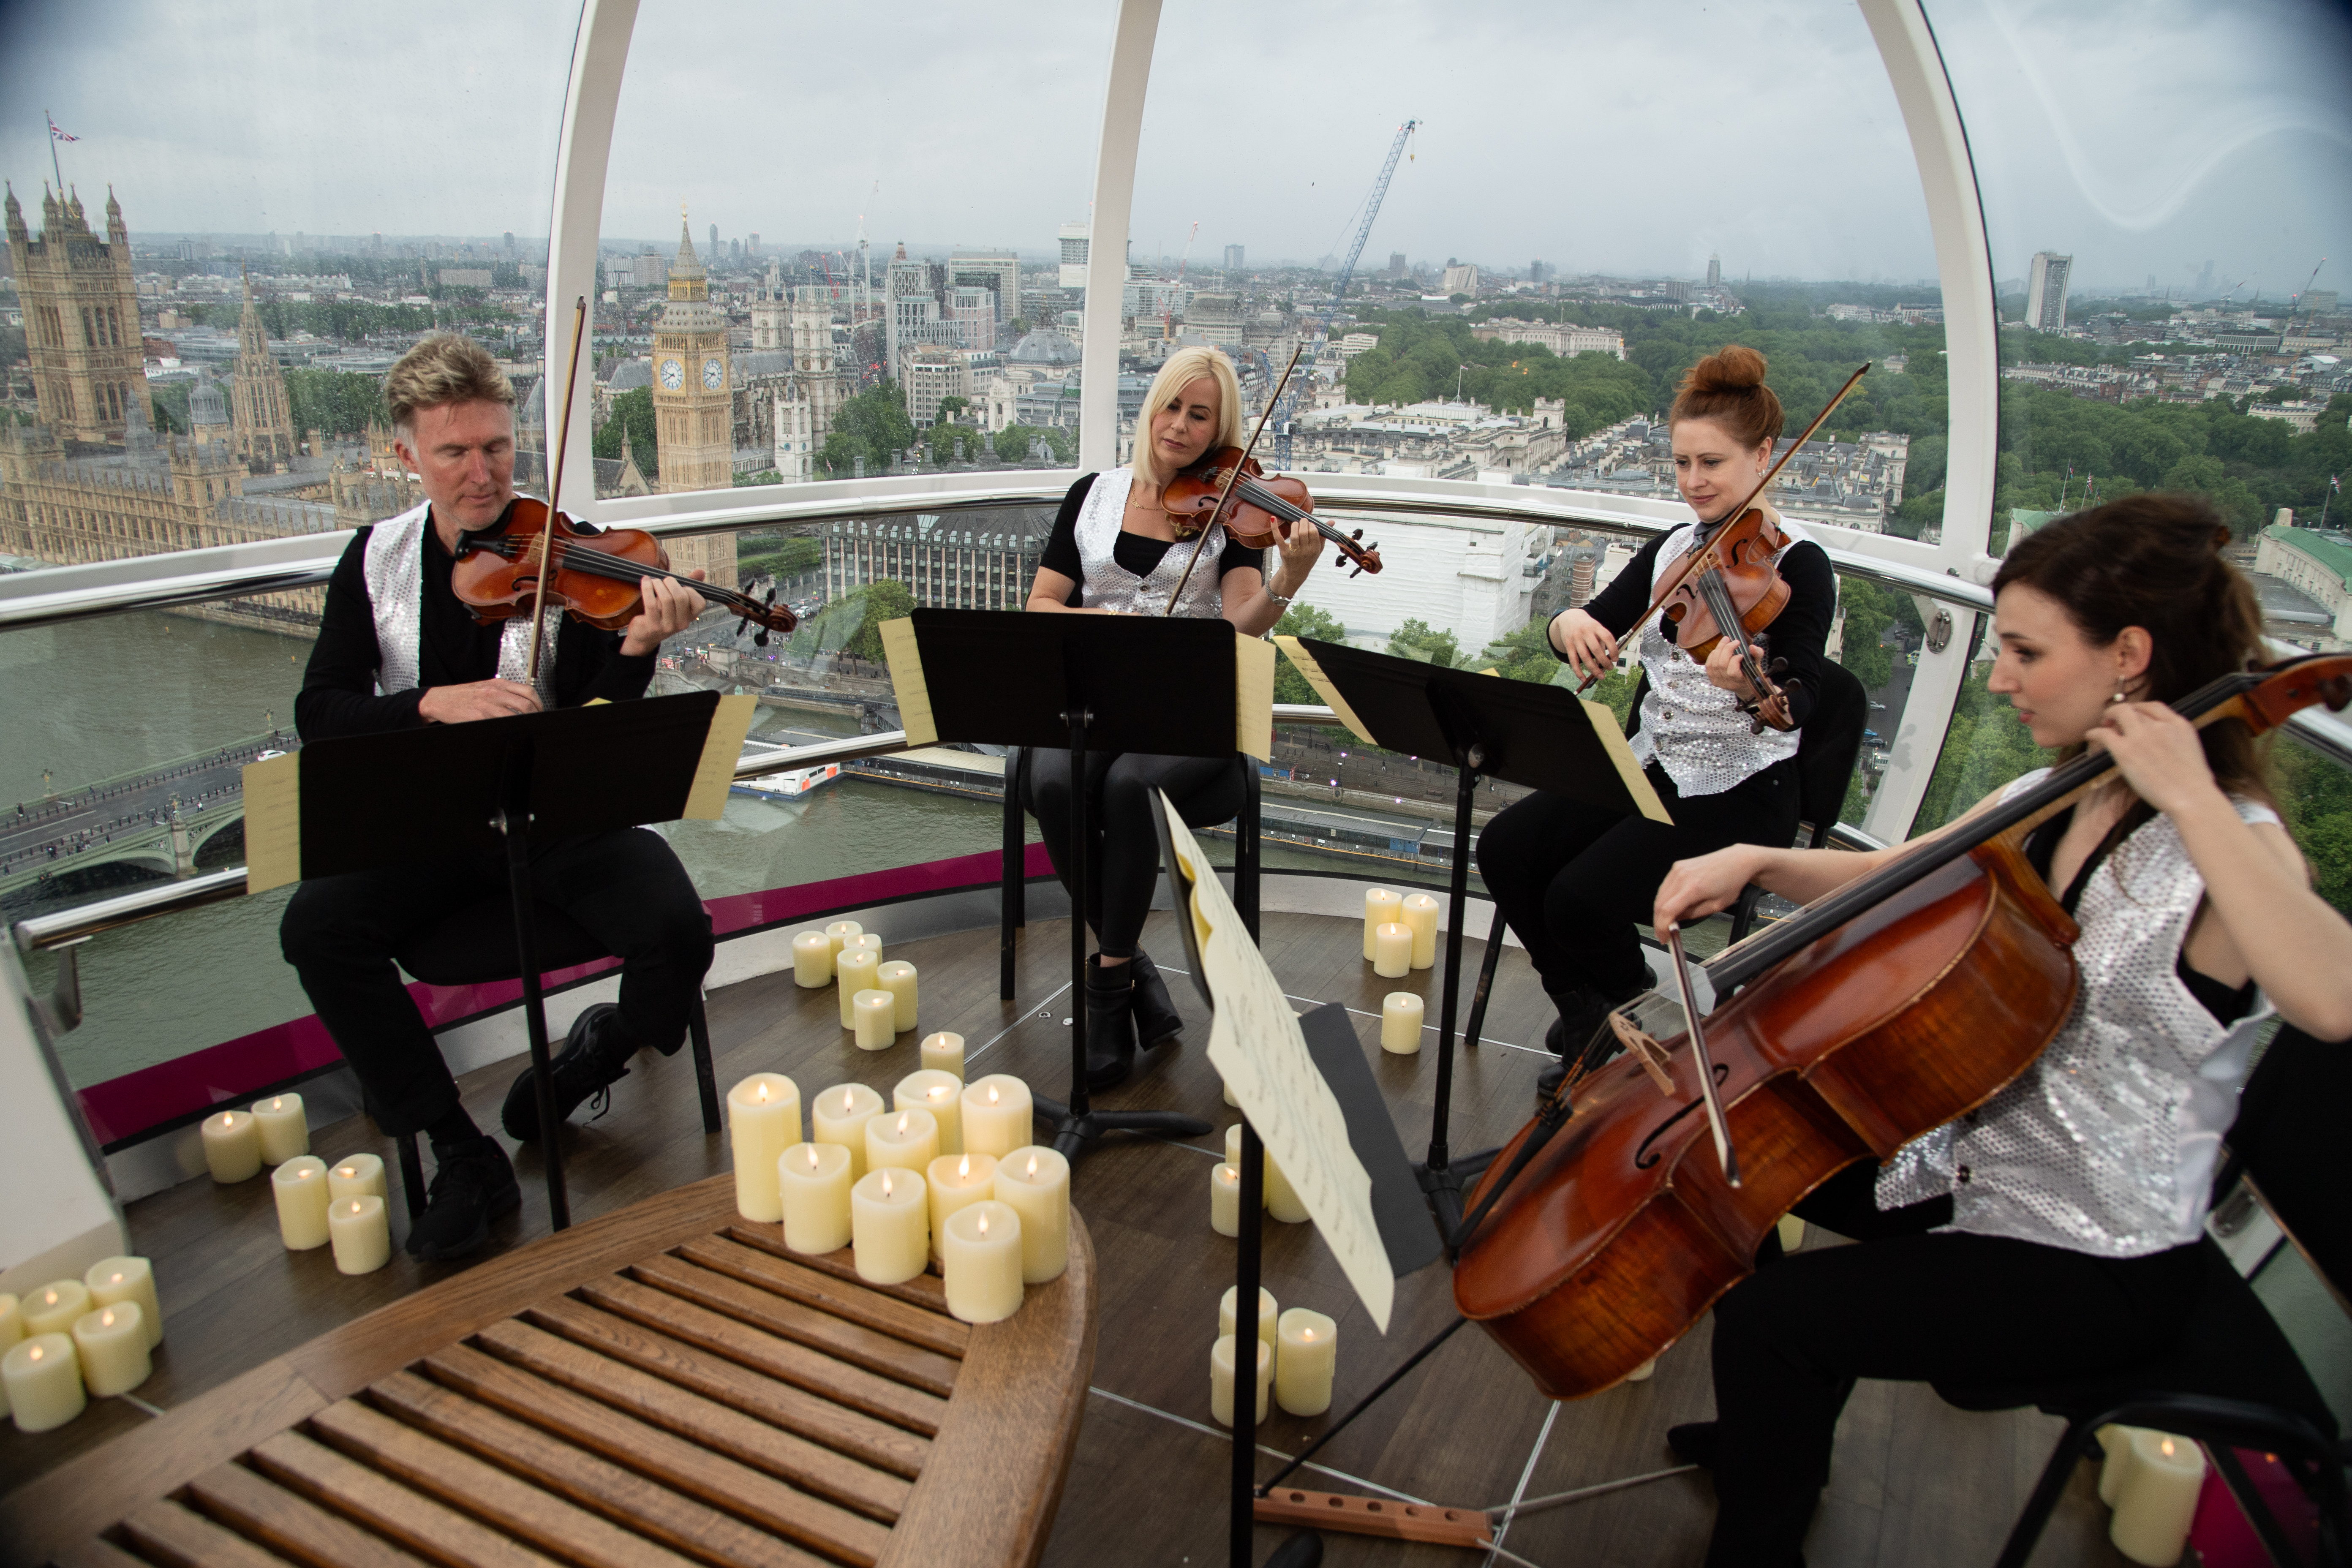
[1024,749,1247,958]
[1474,757,1800,1002]
[279,827,713,1138]
[1705,1160,2208,1566]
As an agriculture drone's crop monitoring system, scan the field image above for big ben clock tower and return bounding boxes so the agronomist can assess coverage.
[650,210,737,589]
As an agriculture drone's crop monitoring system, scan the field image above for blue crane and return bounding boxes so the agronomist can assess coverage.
[1274,118,1418,463]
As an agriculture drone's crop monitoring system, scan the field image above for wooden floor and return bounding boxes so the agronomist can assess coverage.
[3,904,2132,1568]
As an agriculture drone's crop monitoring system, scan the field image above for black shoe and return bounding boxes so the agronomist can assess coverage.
[1535,983,1626,1108]
[1128,949,1183,1048]
[1083,955,1138,1091]
[405,1135,521,1261]
[501,1002,634,1142]
[1667,1421,1720,1469]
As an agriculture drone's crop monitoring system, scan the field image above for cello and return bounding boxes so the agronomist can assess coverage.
[1451,651,2352,1399]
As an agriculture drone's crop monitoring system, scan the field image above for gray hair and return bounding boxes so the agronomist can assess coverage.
[385,334,514,432]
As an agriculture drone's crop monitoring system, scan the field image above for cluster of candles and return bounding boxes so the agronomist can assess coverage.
[1362,887,1440,980]
[726,1061,1069,1325]
[1210,1285,1338,1425]
[1,1256,165,1433]
[789,920,920,1050]
[199,1093,392,1274]
[1209,1123,1310,1236]
[2097,1424,2208,1565]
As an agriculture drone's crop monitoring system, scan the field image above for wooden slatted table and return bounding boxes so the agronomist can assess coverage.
[0,1175,1096,1568]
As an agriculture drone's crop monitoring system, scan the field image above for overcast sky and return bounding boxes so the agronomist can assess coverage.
[2,0,2345,299]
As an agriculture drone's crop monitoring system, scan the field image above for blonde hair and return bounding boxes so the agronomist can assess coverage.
[385,334,514,433]
[1133,346,1244,487]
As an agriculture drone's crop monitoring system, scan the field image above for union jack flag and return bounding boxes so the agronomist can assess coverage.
[47,115,77,143]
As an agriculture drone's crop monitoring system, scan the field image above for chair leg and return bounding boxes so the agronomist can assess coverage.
[1002,746,1026,1001]
[1238,768,1260,944]
[1459,901,1511,1051]
[689,993,721,1136]
[1726,884,1767,946]
[1995,1419,2100,1568]
[397,1132,427,1226]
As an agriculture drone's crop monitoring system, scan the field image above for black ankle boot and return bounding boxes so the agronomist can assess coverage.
[1535,983,1632,1105]
[1127,949,1183,1048]
[406,1135,521,1261]
[501,1002,636,1141]
[1083,955,1138,1091]
[1667,1421,1720,1469]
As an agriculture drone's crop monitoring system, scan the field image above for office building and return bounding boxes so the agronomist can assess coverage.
[2025,251,2073,332]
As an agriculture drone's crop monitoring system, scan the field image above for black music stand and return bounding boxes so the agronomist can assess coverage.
[245,690,748,1231]
[1274,635,1665,1241]
[1153,812,1439,1568]
[883,609,1271,1164]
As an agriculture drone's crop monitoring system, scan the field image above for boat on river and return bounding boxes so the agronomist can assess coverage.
[730,740,844,802]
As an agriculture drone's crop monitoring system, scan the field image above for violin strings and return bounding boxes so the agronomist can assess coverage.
[493,536,760,616]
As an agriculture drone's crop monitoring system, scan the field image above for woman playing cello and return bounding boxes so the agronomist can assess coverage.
[1651,495,2352,1565]
[1021,345,1323,1088]
[1477,346,1838,1103]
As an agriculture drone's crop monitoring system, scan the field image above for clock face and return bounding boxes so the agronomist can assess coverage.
[702,357,725,390]
[659,358,683,390]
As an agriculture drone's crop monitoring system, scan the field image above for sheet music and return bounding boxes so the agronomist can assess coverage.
[1235,633,1275,762]
[878,617,939,746]
[1585,695,1673,824]
[242,751,302,894]
[1159,792,1394,1331]
[1269,635,1375,745]
[682,694,760,821]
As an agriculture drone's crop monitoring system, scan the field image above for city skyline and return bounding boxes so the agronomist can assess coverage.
[1,0,2346,297]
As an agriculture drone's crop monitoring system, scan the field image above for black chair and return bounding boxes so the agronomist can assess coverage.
[999,745,1261,1000]
[385,896,721,1225]
[1936,1023,2351,1568]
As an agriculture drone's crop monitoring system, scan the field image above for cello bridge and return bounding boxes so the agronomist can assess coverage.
[1609,1011,1678,1096]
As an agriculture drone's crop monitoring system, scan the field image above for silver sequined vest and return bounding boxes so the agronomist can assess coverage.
[1074,468,1228,619]
[1875,768,2278,1256]
[360,502,560,705]
[1626,514,1816,797]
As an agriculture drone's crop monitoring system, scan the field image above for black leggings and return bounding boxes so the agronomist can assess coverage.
[1024,749,1247,958]
[1474,757,1800,1001]
[1705,1160,2208,1566]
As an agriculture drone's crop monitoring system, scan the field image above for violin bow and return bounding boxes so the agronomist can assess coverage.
[1581,362,1870,689]
[1162,343,1304,616]
[525,295,589,685]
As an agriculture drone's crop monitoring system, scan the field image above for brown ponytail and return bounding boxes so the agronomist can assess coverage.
[1670,345,1784,450]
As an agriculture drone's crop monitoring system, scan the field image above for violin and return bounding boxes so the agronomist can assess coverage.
[1451,650,2352,1401]
[450,495,798,644]
[1581,365,1871,735]
[1163,447,1384,579]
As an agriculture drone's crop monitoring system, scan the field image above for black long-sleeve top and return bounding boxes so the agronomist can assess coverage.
[1573,525,1837,735]
[295,518,658,741]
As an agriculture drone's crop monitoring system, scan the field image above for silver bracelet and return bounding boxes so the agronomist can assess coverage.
[1266,588,1294,610]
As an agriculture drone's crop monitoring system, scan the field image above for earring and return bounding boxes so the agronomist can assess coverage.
[2110,682,2129,705]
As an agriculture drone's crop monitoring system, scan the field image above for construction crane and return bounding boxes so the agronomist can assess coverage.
[1274,118,1418,463]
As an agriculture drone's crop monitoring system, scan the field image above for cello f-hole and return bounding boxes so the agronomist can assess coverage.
[1632,1062,1733,1170]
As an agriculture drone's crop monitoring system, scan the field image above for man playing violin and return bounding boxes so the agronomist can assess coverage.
[1021,344,1322,1089]
[279,334,711,1261]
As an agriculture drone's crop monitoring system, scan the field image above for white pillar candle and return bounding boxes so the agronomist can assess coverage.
[1362,887,1401,960]
[1210,1163,1242,1237]
[727,1073,803,1223]
[1275,1308,1338,1416]
[814,1083,887,1181]
[328,1196,391,1275]
[852,989,897,1051]
[793,930,835,987]
[1625,1358,1657,1383]
[1776,1214,1806,1253]
[2110,1430,2206,1566]
[201,1109,263,1183]
[1222,1077,1238,1106]
[0,1295,19,1418]
[250,1093,310,1165]
[866,1107,939,1176]
[1400,893,1440,970]
[942,1201,1024,1323]
[824,919,863,958]
[1226,1123,1303,1219]
[1219,1285,1279,1351]
[1380,992,1424,1054]
[780,1142,854,1255]
[1225,1123,1265,1209]
[327,1155,387,1206]
[962,1074,1033,1160]
[991,1146,1070,1284]
[2098,1423,2143,1505]
[22,1281,90,1338]
[836,950,880,1027]
[1372,921,1412,979]
[850,1167,928,1285]
[1210,1334,1272,1428]
[271,1156,334,1250]
[843,931,884,964]
[877,961,919,1033]
[71,1304,150,1399]
[4,1335,84,1433]
[920,1032,965,1080]
[897,1070,965,1156]
[927,1152,997,1258]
